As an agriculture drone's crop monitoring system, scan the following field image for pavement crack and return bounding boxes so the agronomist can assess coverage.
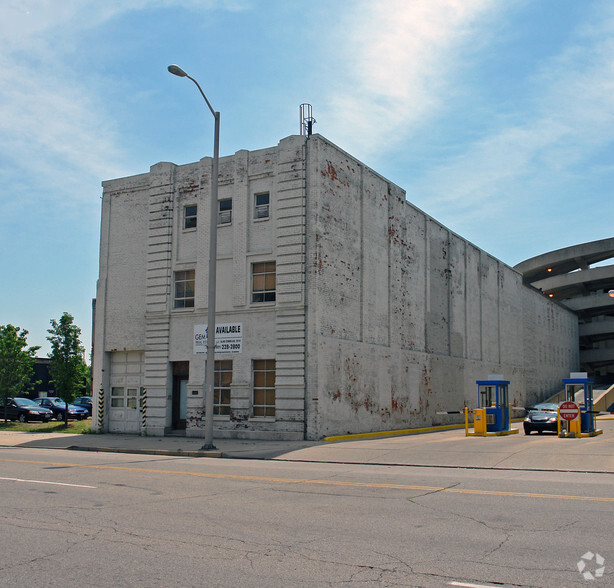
[406,481,461,501]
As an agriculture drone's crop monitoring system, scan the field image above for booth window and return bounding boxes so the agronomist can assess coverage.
[253,359,276,417]
[214,360,232,415]
[174,269,195,308]
[252,261,276,303]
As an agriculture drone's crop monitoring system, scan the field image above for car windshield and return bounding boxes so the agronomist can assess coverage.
[14,398,37,407]
[51,399,69,406]
[531,403,559,412]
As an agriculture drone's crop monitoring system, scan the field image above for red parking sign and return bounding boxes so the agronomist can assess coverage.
[559,401,580,421]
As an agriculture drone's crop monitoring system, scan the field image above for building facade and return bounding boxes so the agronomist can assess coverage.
[515,238,614,384]
[92,134,578,440]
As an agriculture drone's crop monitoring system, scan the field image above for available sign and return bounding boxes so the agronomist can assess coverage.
[559,401,580,421]
[194,323,243,355]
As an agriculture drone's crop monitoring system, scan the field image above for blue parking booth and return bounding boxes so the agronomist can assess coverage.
[561,373,603,437]
[472,377,518,436]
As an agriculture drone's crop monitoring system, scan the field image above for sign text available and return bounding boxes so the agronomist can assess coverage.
[194,323,243,355]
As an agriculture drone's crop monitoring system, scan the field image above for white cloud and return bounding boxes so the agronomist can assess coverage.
[319,0,501,158]
[3,0,248,42]
[414,3,614,217]
[0,0,249,216]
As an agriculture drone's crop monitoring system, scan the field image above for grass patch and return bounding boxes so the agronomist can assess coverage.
[0,419,92,434]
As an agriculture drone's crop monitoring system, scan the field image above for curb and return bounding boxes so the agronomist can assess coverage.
[324,422,468,442]
[68,446,223,458]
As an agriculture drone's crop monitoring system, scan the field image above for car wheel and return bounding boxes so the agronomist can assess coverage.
[56,412,64,421]
[18,413,27,423]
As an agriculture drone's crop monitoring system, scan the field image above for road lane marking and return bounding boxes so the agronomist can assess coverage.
[0,476,96,488]
[448,583,502,588]
[1,458,613,502]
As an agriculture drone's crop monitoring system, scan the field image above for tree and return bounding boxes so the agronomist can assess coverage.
[0,325,40,424]
[47,313,89,427]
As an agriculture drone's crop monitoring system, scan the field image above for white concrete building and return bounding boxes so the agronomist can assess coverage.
[92,134,578,440]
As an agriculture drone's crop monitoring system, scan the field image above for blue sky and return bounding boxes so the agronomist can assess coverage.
[1,0,613,356]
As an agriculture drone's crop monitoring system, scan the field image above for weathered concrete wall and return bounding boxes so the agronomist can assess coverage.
[304,135,577,438]
[522,289,579,406]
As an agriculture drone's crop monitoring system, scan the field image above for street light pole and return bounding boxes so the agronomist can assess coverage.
[168,64,219,449]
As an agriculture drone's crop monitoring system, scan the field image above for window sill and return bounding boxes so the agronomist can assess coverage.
[250,300,276,307]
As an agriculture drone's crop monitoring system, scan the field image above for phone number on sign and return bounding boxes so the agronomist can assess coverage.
[218,342,241,351]
[214,339,242,353]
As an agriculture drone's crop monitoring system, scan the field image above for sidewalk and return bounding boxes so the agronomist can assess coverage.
[1,419,613,473]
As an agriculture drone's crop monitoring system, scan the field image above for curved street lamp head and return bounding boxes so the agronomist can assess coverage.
[168,64,188,77]
[167,64,217,118]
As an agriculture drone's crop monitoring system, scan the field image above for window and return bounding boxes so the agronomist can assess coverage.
[184,205,197,229]
[174,269,195,308]
[111,387,138,409]
[253,359,275,417]
[111,387,123,408]
[126,388,138,409]
[252,261,276,303]
[218,199,232,225]
[214,360,232,415]
[254,192,270,219]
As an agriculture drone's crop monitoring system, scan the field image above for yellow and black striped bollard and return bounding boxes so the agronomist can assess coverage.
[140,388,147,433]
[97,389,104,429]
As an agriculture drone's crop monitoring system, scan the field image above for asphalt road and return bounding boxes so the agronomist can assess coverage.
[0,446,612,587]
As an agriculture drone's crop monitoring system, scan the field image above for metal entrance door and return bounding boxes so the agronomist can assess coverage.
[171,361,189,430]
[172,377,188,430]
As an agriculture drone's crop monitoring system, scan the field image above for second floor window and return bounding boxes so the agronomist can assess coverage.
[218,199,232,225]
[174,269,195,308]
[252,262,276,303]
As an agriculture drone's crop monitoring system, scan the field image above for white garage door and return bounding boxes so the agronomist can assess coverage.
[109,351,143,434]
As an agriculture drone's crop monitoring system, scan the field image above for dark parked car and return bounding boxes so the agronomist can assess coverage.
[523,402,560,435]
[72,396,93,416]
[33,397,89,420]
[1,397,54,423]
